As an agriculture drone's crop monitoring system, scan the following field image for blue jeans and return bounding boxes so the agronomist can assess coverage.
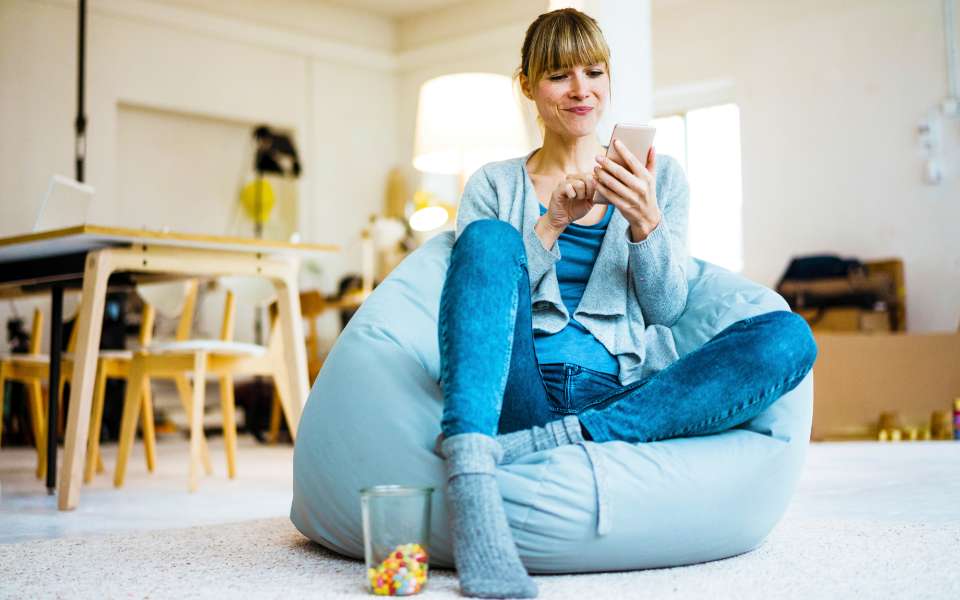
[439,220,818,443]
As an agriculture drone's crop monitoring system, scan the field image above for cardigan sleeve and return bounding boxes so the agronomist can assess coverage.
[625,155,690,327]
[454,167,498,239]
[521,217,561,292]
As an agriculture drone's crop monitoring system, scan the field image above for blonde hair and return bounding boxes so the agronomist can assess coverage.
[514,7,612,131]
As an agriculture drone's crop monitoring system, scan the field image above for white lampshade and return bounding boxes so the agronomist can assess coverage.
[413,73,530,177]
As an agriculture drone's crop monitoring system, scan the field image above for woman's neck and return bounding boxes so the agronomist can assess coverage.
[528,130,605,177]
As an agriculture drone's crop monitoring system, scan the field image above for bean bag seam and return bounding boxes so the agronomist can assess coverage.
[513,452,553,536]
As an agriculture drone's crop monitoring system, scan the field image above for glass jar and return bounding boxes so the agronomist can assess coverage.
[360,485,434,596]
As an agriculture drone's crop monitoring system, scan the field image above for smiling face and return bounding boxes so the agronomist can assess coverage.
[522,63,609,140]
[515,9,612,143]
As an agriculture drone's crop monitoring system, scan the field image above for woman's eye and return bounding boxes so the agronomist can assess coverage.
[549,69,602,80]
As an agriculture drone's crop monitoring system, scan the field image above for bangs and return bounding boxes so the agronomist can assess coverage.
[541,23,609,72]
[524,11,610,84]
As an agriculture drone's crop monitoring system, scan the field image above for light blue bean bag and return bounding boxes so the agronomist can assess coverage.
[291,230,813,573]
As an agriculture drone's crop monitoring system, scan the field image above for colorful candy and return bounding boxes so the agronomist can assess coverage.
[367,543,429,596]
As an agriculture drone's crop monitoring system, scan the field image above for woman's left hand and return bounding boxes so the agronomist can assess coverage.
[593,138,661,242]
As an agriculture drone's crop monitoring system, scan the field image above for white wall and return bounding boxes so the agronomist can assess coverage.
[0,0,399,347]
[652,0,960,332]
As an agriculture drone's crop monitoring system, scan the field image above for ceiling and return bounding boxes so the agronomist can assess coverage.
[321,0,468,19]
[322,0,682,20]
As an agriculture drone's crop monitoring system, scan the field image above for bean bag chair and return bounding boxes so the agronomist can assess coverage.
[290,230,813,573]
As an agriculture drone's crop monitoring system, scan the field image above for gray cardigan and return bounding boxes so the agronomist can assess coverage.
[454,149,691,386]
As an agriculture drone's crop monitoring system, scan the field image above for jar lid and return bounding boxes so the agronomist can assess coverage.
[359,484,435,496]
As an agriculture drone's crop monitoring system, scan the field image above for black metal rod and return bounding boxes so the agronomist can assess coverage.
[47,286,63,494]
[75,0,87,183]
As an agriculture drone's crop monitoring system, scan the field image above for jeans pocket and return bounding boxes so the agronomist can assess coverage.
[537,363,570,415]
[567,366,622,413]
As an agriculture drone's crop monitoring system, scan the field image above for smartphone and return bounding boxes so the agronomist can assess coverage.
[593,123,656,204]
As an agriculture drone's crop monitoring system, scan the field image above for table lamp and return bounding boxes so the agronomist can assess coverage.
[411,73,529,231]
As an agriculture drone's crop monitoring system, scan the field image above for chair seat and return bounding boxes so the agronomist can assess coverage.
[0,353,50,364]
[144,340,267,357]
[3,350,137,364]
[62,350,135,361]
[97,349,135,360]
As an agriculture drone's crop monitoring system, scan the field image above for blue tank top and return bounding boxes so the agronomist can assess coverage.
[533,204,619,375]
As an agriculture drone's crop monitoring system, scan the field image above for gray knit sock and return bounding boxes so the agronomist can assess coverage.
[432,416,586,465]
[440,433,538,599]
[496,416,585,464]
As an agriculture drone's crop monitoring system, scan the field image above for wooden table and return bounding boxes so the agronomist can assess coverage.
[0,225,337,510]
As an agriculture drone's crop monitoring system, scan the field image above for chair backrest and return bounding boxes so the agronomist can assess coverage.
[299,290,331,380]
[135,279,199,345]
[28,308,44,355]
[22,300,82,356]
[218,276,278,308]
[220,290,236,342]
[136,277,275,346]
[217,276,279,345]
[34,175,94,232]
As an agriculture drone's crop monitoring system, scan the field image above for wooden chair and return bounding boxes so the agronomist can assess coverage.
[300,290,330,383]
[0,308,99,478]
[0,308,52,477]
[0,283,206,481]
[79,279,216,483]
[114,277,294,491]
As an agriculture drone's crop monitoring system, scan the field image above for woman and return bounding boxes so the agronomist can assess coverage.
[435,8,817,599]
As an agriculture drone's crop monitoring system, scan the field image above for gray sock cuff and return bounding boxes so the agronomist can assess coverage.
[546,416,584,445]
[561,415,585,443]
[440,433,504,477]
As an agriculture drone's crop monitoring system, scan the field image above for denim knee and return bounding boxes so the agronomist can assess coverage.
[454,219,525,267]
[764,311,818,376]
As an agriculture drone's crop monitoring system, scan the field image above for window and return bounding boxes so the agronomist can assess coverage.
[651,103,743,272]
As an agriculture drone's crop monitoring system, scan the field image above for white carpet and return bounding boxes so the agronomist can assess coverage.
[2,441,959,599]
[4,514,958,599]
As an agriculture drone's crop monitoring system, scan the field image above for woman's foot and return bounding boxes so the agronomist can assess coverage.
[440,433,538,598]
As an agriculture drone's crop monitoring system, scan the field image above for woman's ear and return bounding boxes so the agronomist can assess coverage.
[518,74,533,100]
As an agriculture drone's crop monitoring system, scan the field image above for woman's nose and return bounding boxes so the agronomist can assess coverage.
[569,74,589,98]
[570,78,587,98]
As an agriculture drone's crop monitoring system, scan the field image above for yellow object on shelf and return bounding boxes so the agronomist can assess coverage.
[240,178,276,224]
[930,410,953,440]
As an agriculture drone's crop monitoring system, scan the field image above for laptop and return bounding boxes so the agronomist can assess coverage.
[33,174,95,232]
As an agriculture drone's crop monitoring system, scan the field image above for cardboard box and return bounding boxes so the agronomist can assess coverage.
[811,332,960,440]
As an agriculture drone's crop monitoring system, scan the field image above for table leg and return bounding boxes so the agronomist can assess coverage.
[58,250,112,510]
[272,274,308,439]
[46,286,63,494]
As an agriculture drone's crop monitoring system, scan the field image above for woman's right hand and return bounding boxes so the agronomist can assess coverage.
[544,173,597,232]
